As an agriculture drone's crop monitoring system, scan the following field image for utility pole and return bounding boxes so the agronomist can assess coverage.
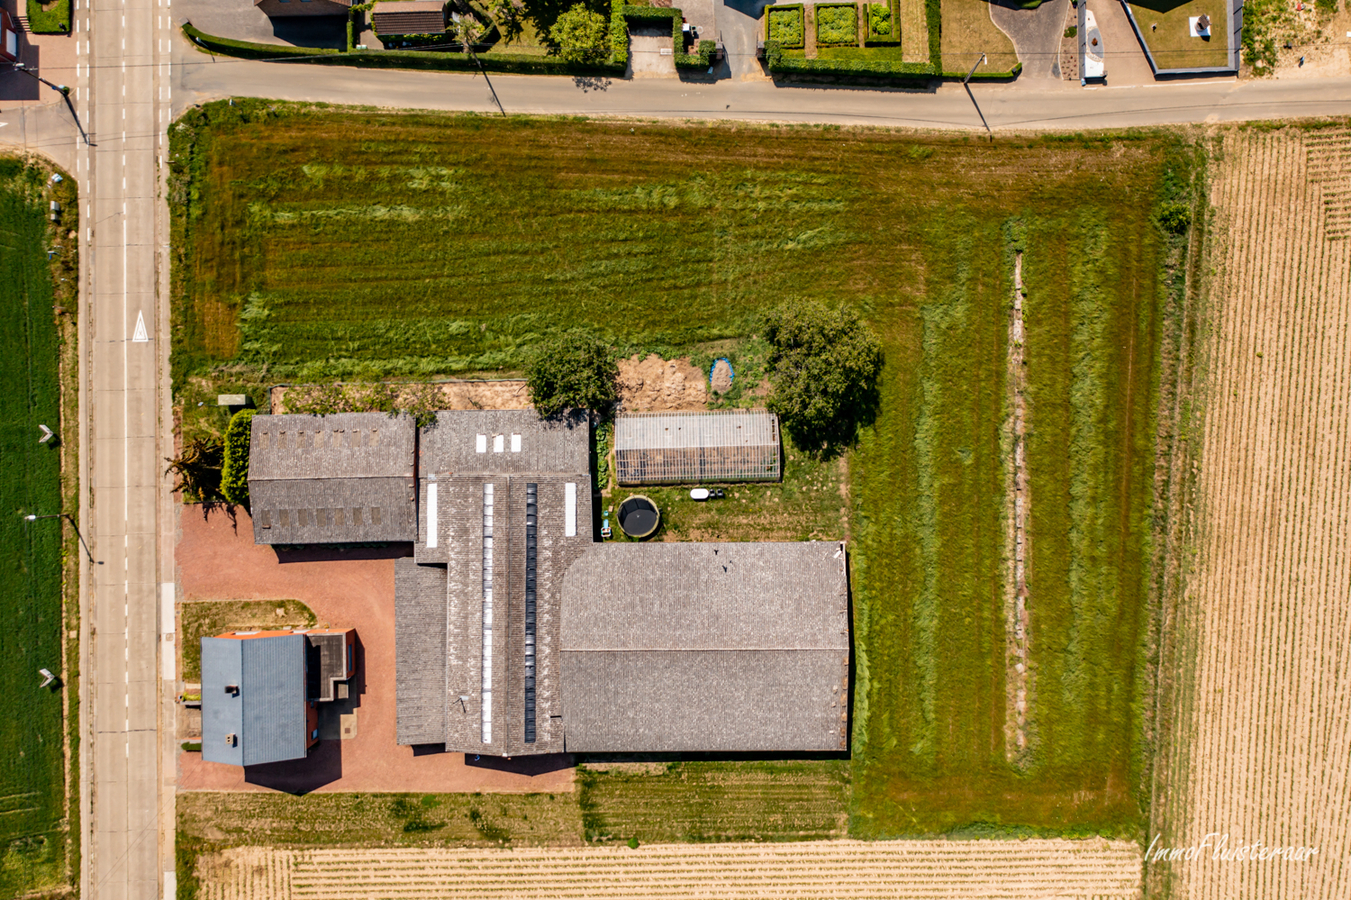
[963,53,993,140]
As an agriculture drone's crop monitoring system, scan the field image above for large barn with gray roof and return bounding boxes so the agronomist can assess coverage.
[246,408,850,757]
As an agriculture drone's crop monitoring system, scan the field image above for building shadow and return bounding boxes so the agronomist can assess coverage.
[274,542,414,563]
[1,42,41,102]
[244,739,343,794]
[465,752,575,775]
[271,16,347,49]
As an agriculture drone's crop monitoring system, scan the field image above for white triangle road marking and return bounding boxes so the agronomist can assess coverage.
[132,310,149,343]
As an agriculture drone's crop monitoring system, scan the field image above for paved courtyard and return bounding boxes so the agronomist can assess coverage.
[176,505,575,794]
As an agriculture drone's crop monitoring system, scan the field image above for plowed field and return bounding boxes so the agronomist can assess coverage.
[197,839,1143,900]
[1151,125,1351,899]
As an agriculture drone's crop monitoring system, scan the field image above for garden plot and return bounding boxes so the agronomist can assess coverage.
[1149,125,1351,900]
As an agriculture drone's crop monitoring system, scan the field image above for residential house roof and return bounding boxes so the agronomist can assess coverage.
[372,1,446,34]
[201,633,309,766]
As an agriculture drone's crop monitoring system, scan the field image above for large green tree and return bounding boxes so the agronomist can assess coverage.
[524,331,619,417]
[549,4,609,64]
[764,299,883,454]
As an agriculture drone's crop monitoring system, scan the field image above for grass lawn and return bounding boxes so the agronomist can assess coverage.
[170,103,1191,839]
[1129,0,1231,69]
[0,158,77,895]
[578,761,850,842]
[898,0,931,62]
[26,0,71,33]
[179,600,316,682]
[940,0,1018,73]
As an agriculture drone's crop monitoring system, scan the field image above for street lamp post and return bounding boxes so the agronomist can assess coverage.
[20,512,95,563]
[5,63,92,145]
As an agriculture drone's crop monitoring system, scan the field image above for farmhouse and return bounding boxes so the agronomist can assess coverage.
[200,628,356,766]
[245,409,849,758]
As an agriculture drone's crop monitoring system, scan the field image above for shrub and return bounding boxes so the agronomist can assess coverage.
[551,4,611,64]
[1157,200,1191,234]
[764,299,882,454]
[165,436,224,503]
[1063,25,1077,38]
[815,3,858,45]
[524,332,619,417]
[220,409,254,507]
[767,5,805,48]
[866,3,893,40]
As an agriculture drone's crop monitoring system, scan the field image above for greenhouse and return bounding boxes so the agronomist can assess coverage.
[614,410,782,485]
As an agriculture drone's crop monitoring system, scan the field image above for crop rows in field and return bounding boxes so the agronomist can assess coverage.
[199,839,1142,900]
[1155,126,1351,900]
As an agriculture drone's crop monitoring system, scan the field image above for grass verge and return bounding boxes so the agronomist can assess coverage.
[179,600,317,682]
[0,156,79,896]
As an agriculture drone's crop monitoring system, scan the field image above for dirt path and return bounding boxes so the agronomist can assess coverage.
[199,839,1143,900]
[1153,126,1351,899]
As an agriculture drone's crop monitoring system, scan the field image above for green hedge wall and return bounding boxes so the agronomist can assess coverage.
[220,409,254,508]
[815,3,858,46]
[764,40,934,78]
[865,2,898,43]
[766,4,805,49]
[182,22,623,75]
[925,0,941,69]
[620,6,718,69]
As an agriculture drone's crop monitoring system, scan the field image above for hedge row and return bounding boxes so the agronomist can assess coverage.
[182,22,622,75]
[765,41,934,78]
[220,410,254,508]
[925,0,941,68]
[865,1,899,44]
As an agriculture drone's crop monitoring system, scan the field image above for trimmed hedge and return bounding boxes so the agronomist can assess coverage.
[925,0,941,68]
[766,4,806,48]
[182,21,623,75]
[866,2,897,42]
[220,409,254,508]
[765,40,933,78]
[27,0,71,34]
[815,3,858,46]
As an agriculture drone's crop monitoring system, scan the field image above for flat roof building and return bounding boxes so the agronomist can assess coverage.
[614,410,781,485]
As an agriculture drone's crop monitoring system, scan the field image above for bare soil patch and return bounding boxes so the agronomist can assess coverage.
[271,380,531,414]
[616,354,708,411]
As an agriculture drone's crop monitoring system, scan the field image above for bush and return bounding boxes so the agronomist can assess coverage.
[767,5,805,48]
[866,3,894,40]
[220,409,254,507]
[765,299,882,454]
[551,4,611,65]
[815,3,858,45]
[524,332,619,417]
[1157,200,1191,234]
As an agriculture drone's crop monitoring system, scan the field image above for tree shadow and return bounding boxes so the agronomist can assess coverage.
[573,75,612,91]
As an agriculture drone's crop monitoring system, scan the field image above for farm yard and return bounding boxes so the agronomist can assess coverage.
[0,157,79,896]
[191,839,1143,900]
[170,102,1188,853]
[1148,125,1351,900]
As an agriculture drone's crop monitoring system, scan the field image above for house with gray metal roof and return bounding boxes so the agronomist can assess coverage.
[248,412,417,545]
[200,632,316,767]
[614,410,782,485]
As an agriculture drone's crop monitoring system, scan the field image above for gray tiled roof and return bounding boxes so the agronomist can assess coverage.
[395,559,448,746]
[419,410,589,478]
[249,413,416,544]
[201,634,309,766]
[372,0,445,34]
[560,542,850,753]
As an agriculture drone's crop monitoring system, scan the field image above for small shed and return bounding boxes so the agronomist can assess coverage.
[614,410,781,485]
[372,0,447,35]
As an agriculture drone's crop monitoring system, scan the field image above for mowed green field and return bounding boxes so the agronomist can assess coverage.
[171,103,1186,839]
[0,159,69,890]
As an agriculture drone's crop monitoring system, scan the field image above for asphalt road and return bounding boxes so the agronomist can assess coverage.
[72,0,176,894]
[173,51,1351,128]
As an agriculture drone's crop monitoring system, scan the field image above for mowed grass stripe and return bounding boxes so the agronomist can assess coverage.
[0,159,66,892]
